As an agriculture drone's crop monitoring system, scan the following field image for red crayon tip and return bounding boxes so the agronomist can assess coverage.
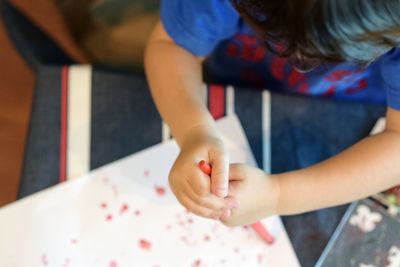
[251,222,274,244]
[198,160,212,176]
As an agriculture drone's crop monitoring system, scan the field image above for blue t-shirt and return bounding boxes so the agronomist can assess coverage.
[161,0,400,110]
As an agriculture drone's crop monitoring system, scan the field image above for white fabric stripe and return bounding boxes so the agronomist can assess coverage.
[202,83,208,105]
[226,85,235,116]
[262,90,271,173]
[162,122,171,143]
[67,65,92,180]
[370,118,386,135]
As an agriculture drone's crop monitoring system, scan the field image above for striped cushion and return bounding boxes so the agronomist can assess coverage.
[20,65,270,198]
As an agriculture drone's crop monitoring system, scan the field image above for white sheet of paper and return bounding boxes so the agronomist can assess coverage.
[0,116,300,267]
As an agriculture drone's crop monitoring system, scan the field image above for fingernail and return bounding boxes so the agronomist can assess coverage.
[220,209,231,220]
[216,188,228,197]
[211,212,220,220]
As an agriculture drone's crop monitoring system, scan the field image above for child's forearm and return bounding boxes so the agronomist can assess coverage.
[145,21,217,146]
[275,130,400,215]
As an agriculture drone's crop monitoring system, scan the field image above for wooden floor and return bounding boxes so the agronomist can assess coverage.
[0,19,34,206]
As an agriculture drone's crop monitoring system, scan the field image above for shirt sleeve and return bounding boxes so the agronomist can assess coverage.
[381,48,400,110]
[161,0,241,56]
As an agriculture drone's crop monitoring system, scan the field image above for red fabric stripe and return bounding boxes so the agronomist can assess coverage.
[208,85,225,119]
[60,65,68,182]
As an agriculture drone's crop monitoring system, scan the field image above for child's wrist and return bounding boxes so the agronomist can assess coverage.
[181,123,222,145]
[265,173,282,217]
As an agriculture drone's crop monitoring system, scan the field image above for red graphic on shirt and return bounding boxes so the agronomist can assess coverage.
[323,86,336,97]
[345,78,368,94]
[288,69,306,87]
[226,34,371,97]
[298,82,310,94]
[324,69,369,95]
[226,34,266,63]
[324,69,355,82]
[270,57,287,81]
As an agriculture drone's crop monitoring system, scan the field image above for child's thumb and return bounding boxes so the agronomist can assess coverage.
[210,152,229,198]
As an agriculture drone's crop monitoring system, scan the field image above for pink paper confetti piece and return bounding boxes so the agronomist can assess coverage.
[134,210,141,216]
[155,186,166,196]
[71,239,78,245]
[139,239,152,250]
[257,253,264,264]
[62,258,70,267]
[111,184,118,196]
[192,259,202,267]
[144,169,149,177]
[100,202,108,209]
[41,254,48,266]
[203,235,211,241]
[119,203,129,215]
[109,260,118,267]
[187,218,193,224]
[106,214,113,221]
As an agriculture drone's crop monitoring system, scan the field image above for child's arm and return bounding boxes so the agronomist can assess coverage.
[277,108,400,215]
[145,21,237,219]
[222,108,400,226]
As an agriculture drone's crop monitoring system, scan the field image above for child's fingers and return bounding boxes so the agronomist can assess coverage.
[186,171,211,197]
[185,181,239,211]
[209,148,229,198]
[179,193,225,220]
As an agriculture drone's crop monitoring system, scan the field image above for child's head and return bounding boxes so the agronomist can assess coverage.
[232,0,400,69]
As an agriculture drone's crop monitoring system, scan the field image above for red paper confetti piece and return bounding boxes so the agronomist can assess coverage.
[112,184,118,196]
[41,254,48,266]
[100,202,108,209]
[155,186,166,196]
[119,203,129,215]
[257,253,264,264]
[106,214,113,221]
[192,259,202,267]
[204,235,211,241]
[62,258,70,267]
[139,239,151,250]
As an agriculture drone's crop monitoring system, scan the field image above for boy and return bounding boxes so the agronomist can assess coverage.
[145,0,400,227]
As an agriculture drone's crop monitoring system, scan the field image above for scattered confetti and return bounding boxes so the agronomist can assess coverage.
[155,186,166,196]
[139,239,152,250]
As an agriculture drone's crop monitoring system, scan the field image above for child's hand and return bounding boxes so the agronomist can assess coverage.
[169,125,239,220]
[220,164,280,227]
